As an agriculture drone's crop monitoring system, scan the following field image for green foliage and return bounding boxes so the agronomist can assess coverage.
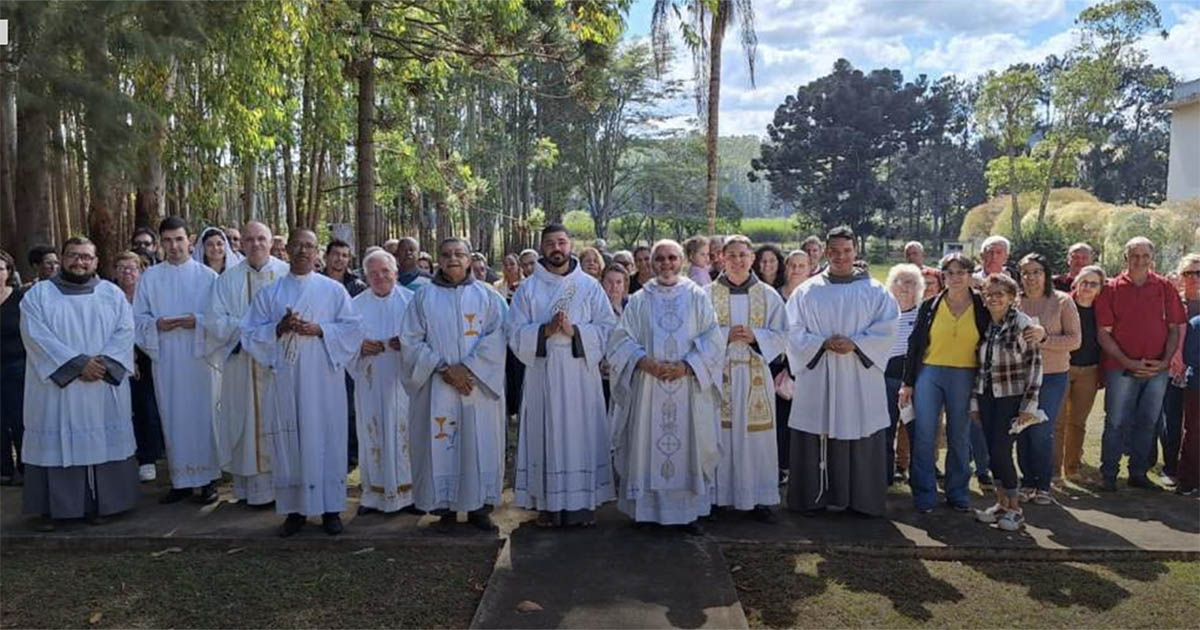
[563,210,596,240]
[984,146,1077,197]
[1013,223,1071,275]
[739,217,795,244]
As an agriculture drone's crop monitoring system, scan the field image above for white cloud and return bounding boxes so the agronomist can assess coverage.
[1144,5,1200,81]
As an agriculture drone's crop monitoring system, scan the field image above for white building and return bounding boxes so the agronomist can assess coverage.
[1165,78,1200,201]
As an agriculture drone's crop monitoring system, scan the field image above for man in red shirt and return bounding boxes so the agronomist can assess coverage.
[1095,237,1187,491]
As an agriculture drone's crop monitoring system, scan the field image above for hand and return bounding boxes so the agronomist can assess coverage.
[156,317,176,332]
[388,336,402,352]
[1140,359,1165,375]
[728,325,756,345]
[599,359,610,377]
[898,385,912,409]
[80,357,107,382]
[636,357,659,377]
[276,309,300,337]
[441,364,475,396]
[1022,325,1046,346]
[660,362,689,381]
[295,320,323,337]
[825,335,855,354]
[177,314,197,330]
[551,312,574,337]
[360,339,386,357]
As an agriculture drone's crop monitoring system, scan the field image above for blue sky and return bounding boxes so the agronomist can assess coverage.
[622,0,1200,136]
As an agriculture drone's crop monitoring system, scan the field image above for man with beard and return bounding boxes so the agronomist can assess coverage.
[242,229,363,536]
[20,237,139,531]
[507,224,617,527]
[134,216,222,504]
[131,228,161,265]
[395,237,433,292]
[607,239,725,534]
[400,237,508,533]
[204,221,290,506]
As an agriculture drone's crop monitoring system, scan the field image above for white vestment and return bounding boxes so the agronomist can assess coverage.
[241,272,363,516]
[399,275,507,513]
[350,285,415,512]
[785,273,898,439]
[133,258,221,488]
[20,280,136,467]
[506,260,617,513]
[607,278,725,524]
[704,277,787,509]
[204,256,289,504]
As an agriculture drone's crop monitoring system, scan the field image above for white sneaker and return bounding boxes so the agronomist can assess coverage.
[974,503,1006,524]
[1159,473,1178,488]
[1017,487,1035,503]
[1033,490,1055,505]
[138,464,157,482]
[998,510,1025,531]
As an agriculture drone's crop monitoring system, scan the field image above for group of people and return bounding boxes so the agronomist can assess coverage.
[0,217,1196,538]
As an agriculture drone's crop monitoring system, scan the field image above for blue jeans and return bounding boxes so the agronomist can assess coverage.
[969,413,990,479]
[1017,371,1068,491]
[910,366,975,510]
[1102,370,1170,481]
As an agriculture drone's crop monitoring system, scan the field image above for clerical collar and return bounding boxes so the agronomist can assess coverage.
[49,271,100,295]
[824,266,870,284]
[538,256,578,277]
[717,273,757,294]
[433,270,474,288]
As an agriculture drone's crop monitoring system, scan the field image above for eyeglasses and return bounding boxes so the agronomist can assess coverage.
[983,291,1011,300]
[1183,270,1200,278]
[1076,280,1102,288]
[942,269,969,277]
[63,252,96,262]
[132,240,153,247]
[1020,269,1044,278]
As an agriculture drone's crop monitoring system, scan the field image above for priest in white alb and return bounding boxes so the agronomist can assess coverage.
[607,239,725,535]
[241,229,363,537]
[204,221,289,506]
[704,235,787,522]
[349,249,416,514]
[133,216,221,504]
[400,237,508,533]
[786,226,897,517]
[20,238,139,531]
[507,224,617,528]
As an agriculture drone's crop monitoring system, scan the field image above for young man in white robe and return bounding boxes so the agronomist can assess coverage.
[786,226,898,517]
[20,238,139,531]
[242,229,364,536]
[607,239,725,535]
[204,221,289,506]
[400,237,508,533]
[704,235,787,522]
[133,216,222,504]
[350,250,416,514]
[506,224,617,528]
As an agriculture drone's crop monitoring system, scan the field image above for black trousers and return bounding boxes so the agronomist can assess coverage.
[1,360,24,477]
[978,391,1021,491]
[130,351,164,466]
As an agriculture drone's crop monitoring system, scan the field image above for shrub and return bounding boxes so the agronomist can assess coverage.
[1013,223,1070,276]
[562,210,595,241]
[739,217,795,244]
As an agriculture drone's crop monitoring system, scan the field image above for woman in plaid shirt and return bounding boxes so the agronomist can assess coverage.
[971,273,1044,532]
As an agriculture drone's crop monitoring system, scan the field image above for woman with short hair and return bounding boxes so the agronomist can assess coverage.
[1055,265,1106,483]
[884,264,924,485]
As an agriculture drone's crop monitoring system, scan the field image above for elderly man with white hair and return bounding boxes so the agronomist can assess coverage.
[903,241,926,268]
[350,250,416,514]
[973,235,1012,286]
[204,221,290,506]
[607,238,724,534]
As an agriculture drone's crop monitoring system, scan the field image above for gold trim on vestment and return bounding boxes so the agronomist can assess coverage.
[711,282,774,433]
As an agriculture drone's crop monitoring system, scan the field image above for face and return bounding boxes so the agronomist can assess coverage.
[826,237,856,276]
[786,255,810,284]
[1019,261,1047,295]
[983,285,1015,317]
[0,259,9,288]
[1125,244,1153,275]
[226,229,241,253]
[37,253,60,279]
[161,227,190,264]
[365,257,397,296]
[1068,248,1092,272]
[634,249,651,275]
[689,247,709,268]
[757,250,778,278]
[923,271,942,298]
[982,244,1008,270]
[581,252,603,277]
[1074,271,1103,303]
[440,241,471,281]
[1180,260,1200,295]
[115,257,141,289]
[942,262,970,292]
[614,253,634,273]
[502,256,521,278]
[803,242,823,262]
[242,224,272,266]
[724,243,753,278]
[652,244,683,283]
[326,246,351,273]
[890,273,921,307]
[287,231,319,274]
[602,270,627,304]
[397,239,419,270]
[905,245,924,265]
[132,233,156,255]
[417,257,432,273]
[271,238,288,259]
[519,254,537,277]
[541,230,572,268]
[472,258,488,279]
[61,244,98,278]
[204,234,226,266]
[709,241,724,270]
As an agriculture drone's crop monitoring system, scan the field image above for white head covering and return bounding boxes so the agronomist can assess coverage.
[193,226,244,273]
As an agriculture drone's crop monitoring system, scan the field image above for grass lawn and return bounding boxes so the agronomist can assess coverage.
[725,547,1200,629]
[0,543,498,629]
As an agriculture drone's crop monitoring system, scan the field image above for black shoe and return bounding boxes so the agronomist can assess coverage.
[751,506,777,523]
[85,514,107,526]
[977,474,995,489]
[399,505,426,516]
[800,508,825,517]
[467,512,498,533]
[192,483,219,504]
[159,488,193,504]
[679,521,705,536]
[1128,476,1162,491]
[322,513,344,535]
[434,513,457,533]
[357,505,380,516]
[1099,478,1118,492]
[278,513,306,538]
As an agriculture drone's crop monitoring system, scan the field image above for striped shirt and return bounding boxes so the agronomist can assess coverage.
[888,306,919,358]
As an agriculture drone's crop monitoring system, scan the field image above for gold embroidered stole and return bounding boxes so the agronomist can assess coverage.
[712,282,773,433]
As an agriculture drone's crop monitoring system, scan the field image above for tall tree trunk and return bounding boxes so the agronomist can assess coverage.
[283,144,296,231]
[51,110,71,240]
[15,101,52,277]
[134,115,165,230]
[241,152,257,224]
[704,1,730,234]
[355,4,376,255]
[1007,147,1020,237]
[1035,139,1066,228]
[0,57,17,259]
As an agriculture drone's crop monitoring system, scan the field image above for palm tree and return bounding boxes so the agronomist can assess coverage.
[652,0,756,234]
